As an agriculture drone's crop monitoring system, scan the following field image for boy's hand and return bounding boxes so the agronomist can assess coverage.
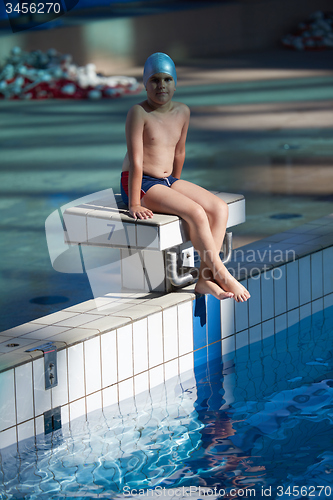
[129,205,153,220]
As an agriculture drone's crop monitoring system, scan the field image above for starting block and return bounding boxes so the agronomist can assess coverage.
[48,190,245,293]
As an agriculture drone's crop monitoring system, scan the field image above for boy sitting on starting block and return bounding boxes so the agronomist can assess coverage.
[120,53,250,302]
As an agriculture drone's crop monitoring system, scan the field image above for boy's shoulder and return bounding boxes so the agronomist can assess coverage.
[127,101,147,117]
[172,101,190,116]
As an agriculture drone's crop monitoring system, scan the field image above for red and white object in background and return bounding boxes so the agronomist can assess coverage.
[0,47,141,100]
[282,11,333,51]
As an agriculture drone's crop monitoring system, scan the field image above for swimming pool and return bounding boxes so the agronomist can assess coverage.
[2,57,333,333]
[1,304,333,499]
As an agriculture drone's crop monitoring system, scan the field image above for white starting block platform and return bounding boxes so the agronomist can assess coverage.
[51,191,245,293]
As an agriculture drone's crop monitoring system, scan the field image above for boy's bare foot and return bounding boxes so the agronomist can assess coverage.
[195,277,234,301]
[216,271,250,303]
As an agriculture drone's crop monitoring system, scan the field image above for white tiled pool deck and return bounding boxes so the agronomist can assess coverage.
[0,289,195,372]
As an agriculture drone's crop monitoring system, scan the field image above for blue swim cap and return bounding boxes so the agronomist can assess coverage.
[143,52,177,87]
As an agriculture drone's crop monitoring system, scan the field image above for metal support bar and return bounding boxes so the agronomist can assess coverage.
[44,347,58,390]
[25,342,58,390]
[222,232,233,264]
[166,231,233,289]
[166,250,198,288]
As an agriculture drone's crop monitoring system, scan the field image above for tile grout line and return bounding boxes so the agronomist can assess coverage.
[13,368,18,453]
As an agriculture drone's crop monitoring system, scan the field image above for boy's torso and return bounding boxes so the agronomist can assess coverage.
[123,100,187,178]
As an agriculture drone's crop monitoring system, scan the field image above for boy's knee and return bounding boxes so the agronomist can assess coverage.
[188,203,207,224]
[210,198,228,221]
[220,199,229,219]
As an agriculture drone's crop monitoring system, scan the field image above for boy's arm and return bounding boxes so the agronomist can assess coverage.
[125,105,153,220]
[172,105,190,179]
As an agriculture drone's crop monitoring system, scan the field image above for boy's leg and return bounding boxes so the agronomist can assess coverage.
[171,179,228,253]
[170,180,231,296]
[142,184,250,302]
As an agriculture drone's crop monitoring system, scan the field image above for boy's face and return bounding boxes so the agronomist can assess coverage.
[146,72,176,105]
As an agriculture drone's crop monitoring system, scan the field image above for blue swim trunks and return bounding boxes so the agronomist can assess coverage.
[120,171,179,206]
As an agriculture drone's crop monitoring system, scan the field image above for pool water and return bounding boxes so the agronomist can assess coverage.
[1,305,333,499]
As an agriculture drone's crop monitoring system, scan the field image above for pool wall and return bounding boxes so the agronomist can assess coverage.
[0,214,333,450]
